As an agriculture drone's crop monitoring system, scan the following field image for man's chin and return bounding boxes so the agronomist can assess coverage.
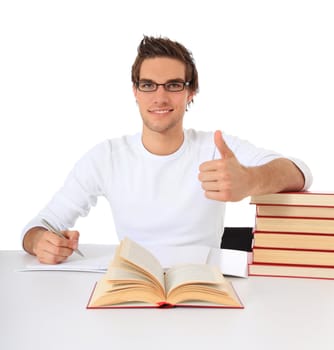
[142,121,177,134]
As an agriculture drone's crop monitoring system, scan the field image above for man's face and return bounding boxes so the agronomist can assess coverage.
[133,57,195,135]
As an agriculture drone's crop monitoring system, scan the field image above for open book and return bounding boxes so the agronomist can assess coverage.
[87,238,243,309]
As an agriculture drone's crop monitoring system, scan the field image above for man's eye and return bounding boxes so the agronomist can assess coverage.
[167,82,183,89]
[140,82,154,89]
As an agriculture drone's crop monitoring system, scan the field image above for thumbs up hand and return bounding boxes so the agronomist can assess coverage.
[198,130,252,202]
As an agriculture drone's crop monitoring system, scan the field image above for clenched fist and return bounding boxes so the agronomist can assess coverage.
[198,130,252,202]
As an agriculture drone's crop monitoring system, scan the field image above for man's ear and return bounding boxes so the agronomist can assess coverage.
[187,91,196,104]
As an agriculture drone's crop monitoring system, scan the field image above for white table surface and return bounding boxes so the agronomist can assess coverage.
[1,245,334,350]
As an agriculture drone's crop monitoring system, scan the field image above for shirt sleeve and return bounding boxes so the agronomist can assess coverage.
[21,141,111,242]
[215,133,313,191]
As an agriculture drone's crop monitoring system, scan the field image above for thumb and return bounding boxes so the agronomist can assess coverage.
[64,230,80,241]
[214,130,234,159]
[64,230,80,249]
[63,231,80,248]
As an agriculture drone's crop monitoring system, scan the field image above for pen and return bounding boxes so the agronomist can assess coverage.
[41,218,85,257]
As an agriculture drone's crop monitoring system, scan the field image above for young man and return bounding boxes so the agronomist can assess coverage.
[22,36,312,264]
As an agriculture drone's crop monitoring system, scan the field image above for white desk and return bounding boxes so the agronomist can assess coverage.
[1,246,334,350]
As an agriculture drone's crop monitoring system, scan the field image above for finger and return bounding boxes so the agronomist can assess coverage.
[63,230,80,241]
[37,249,68,264]
[63,230,80,250]
[204,190,227,202]
[214,130,234,159]
[44,239,74,257]
[198,169,220,182]
[45,230,79,251]
[201,181,220,192]
[43,231,77,257]
[32,230,73,264]
[199,159,224,172]
[45,231,74,249]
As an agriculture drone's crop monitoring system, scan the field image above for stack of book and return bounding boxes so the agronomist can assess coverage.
[249,191,334,279]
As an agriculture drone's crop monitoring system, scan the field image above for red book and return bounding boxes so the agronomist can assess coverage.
[253,247,334,267]
[250,191,334,207]
[249,263,334,280]
[86,238,243,309]
[255,216,334,234]
[253,231,334,251]
[255,204,334,219]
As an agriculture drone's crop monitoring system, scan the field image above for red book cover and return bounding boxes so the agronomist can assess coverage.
[252,247,334,267]
[253,231,334,251]
[254,216,334,235]
[255,204,334,219]
[248,263,334,280]
[250,191,334,207]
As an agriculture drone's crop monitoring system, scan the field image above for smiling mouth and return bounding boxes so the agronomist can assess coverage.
[148,108,174,114]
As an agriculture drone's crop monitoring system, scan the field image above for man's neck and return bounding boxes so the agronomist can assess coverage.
[141,128,185,156]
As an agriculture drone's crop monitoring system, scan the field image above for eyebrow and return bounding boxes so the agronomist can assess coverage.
[138,78,186,82]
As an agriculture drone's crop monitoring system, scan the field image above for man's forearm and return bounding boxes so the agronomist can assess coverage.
[247,158,305,196]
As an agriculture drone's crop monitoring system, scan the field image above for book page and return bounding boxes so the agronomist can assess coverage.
[88,276,163,307]
[146,245,211,269]
[119,237,165,289]
[104,266,165,300]
[165,263,225,294]
[164,264,242,306]
[105,266,156,285]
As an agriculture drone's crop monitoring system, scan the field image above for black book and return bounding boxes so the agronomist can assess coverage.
[221,227,253,252]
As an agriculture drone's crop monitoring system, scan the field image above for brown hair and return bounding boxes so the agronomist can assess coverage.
[131,36,199,97]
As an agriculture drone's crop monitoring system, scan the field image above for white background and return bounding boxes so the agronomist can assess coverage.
[1,0,333,249]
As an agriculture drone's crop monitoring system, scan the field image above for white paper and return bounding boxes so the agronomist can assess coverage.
[19,255,111,272]
[18,244,250,277]
[18,244,115,273]
[207,248,252,277]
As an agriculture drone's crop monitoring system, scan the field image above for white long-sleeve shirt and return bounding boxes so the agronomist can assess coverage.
[22,129,312,248]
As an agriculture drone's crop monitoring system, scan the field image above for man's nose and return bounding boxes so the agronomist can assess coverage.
[153,85,169,100]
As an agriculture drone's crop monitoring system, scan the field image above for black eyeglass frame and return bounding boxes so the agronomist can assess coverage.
[135,80,191,92]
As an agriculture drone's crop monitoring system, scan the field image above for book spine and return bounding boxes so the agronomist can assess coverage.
[250,193,334,279]
[256,205,334,219]
[255,216,334,235]
[252,247,334,267]
[253,231,334,251]
[248,263,334,280]
[250,191,334,207]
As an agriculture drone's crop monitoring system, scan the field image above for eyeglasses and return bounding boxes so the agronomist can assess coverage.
[135,80,191,92]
